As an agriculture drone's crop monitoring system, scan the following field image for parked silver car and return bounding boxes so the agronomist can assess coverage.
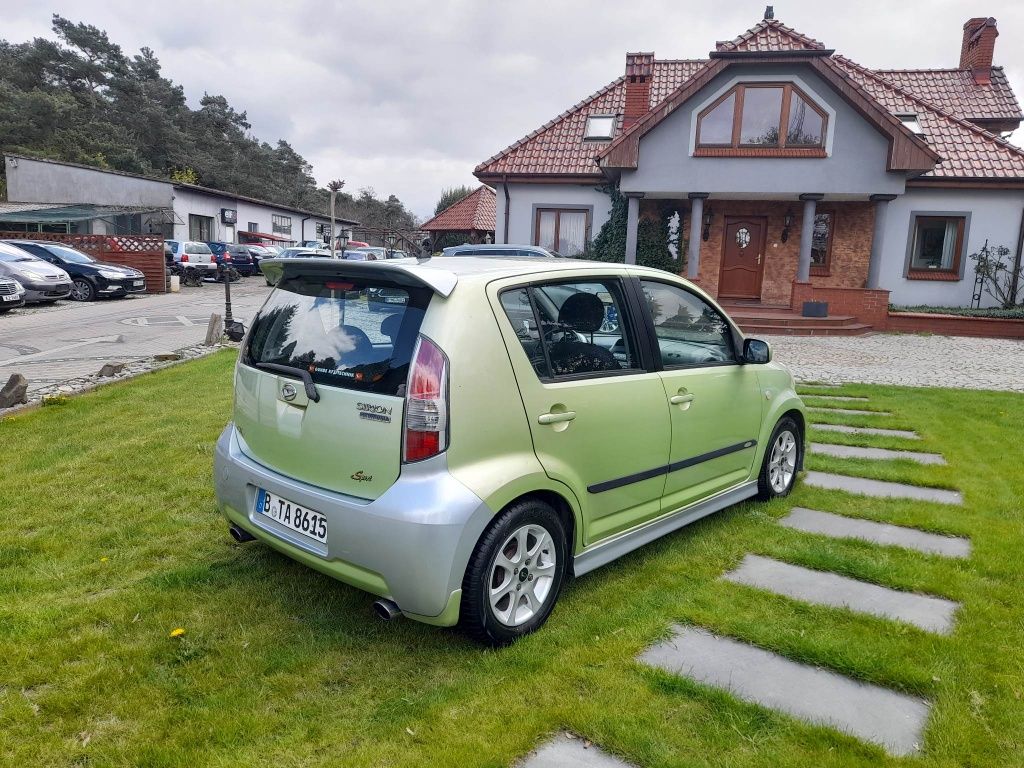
[0,242,72,303]
[0,276,27,313]
[441,244,557,258]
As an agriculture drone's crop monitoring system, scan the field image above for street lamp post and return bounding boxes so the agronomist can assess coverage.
[328,179,345,259]
[336,228,351,260]
[385,231,398,259]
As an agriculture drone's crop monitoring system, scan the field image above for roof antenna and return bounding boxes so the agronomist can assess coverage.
[764,5,774,19]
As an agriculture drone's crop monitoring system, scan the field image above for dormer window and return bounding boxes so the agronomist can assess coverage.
[695,83,827,156]
[584,115,616,140]
[897,114,924,135]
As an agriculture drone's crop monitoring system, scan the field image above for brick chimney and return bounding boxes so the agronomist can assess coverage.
[623,52,654,129]
[960,17,998,85]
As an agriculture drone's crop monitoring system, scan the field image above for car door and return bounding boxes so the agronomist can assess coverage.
[493,275,670,545]
[636,278,763,512]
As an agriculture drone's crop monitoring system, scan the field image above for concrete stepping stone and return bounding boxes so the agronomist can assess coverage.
[808,407,890,416]
[723,554,959,634]
[639,626,930,756]
[813,423,920,439]
[780,507,970,558]
[810,442,946,465]
[798,383,839,389]
[517,734,635,768]
[804,471,962,505]
[802,395,869,402]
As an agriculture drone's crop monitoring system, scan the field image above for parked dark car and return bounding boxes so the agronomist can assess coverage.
[3,241,146,301]
[207,242,257,277]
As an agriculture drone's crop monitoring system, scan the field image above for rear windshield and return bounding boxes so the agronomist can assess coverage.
[185,242,213,255]
[244,274,430,396]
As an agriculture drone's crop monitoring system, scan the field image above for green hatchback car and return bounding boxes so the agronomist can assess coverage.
[214,256,805,645]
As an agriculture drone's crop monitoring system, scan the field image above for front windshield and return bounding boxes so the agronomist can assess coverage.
[0,251,34,263]
[47,245,96,264]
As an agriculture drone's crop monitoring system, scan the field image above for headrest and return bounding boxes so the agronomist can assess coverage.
[381,313,402,340]
[557,292,605,333]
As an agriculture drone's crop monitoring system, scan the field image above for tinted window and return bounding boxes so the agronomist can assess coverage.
[640,281,735,367]
[501,279,639,378]
[245,275,430,396]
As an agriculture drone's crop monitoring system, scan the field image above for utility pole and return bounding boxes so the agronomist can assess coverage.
[328,179,345,259]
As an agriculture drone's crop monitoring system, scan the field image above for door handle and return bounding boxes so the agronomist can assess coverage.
[538,410,576,425]
[669,393,695,407]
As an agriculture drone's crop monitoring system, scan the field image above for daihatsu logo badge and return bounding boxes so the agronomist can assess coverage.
[281,383,297,401]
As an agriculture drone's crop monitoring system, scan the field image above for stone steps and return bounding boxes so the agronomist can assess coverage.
[517,734,634,768]
[804,471,963,505]
[810,442,946,465]
[780,507,970,558]
[812,423,920,439]
[723,554,959,634]
[808,406,891,416]
[639,626,930,757]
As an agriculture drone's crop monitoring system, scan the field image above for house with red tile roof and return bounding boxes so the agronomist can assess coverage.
[420,186,496,249]
[475,12,1024,321]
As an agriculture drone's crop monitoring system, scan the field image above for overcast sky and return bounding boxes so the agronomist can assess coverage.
[4,1,1023,219]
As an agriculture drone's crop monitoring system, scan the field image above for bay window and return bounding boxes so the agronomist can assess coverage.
[696,83,827,155]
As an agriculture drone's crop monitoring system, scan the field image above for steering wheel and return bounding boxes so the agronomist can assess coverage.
[542,323,586,345]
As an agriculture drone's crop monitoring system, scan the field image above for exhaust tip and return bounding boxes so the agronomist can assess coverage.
[229,524,256,543]
[372,598,402,621]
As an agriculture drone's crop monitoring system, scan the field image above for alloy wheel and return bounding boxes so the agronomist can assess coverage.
[768,429,798,493]
[488,524,558,627]
[71,278,93,301]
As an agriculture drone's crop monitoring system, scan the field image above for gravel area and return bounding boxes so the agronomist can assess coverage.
[770,333,1024,393]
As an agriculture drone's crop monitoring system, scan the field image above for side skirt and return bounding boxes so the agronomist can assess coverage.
[572,480,759,577]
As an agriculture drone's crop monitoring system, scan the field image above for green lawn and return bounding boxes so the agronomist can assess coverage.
[2,351,1023,767]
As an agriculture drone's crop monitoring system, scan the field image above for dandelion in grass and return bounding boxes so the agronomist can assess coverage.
[170,627,186,638]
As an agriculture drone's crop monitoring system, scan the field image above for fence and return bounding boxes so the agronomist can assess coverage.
[0,233,166,294]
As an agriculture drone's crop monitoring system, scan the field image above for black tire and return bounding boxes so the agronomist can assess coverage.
[757,416,802,500]
[459,498,568,646]
[0,307,11,314]
[70,278,95,302]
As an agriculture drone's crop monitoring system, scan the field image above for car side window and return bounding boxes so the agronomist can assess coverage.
[639,280,736,367]
[500,279,640,378]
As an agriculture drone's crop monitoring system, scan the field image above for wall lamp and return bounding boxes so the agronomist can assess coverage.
[781,209,794,243]
[701,206,714,242]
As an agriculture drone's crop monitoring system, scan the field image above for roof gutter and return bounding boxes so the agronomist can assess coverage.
[502,174,510,245]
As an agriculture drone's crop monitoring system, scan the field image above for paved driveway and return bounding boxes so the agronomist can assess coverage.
[0,279,270,395]
[768,332,1024,392]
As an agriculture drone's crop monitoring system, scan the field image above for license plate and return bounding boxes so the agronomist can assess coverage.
[254,488,328,543]
[133,280,144,287]
[385,297,404,303]
[1,294,18,302]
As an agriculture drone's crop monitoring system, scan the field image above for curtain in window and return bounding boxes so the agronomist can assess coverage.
[537,211,557,251]
[938,219,958,269]
[557,210,587,256]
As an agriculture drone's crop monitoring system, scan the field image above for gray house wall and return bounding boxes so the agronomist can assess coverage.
[619,64,906,198]
[5,155,172,208]
[883,188,1024,307]
[496,182,612,246]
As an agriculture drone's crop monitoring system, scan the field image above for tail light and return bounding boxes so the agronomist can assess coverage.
[403,335,448,462]
[224,253,232,261]
[181,254,189,262]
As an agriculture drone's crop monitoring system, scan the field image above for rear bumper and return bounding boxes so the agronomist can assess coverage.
[213,424,494,624]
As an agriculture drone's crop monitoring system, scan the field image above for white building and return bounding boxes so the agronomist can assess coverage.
[1,153,357,247]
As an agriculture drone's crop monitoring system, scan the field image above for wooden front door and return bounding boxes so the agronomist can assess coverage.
[718,216,766,299]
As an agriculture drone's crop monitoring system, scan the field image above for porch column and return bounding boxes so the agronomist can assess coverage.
[867,194,898,289]
[687,193,709,280]
[624,192,643,265]
[797,193,824,282]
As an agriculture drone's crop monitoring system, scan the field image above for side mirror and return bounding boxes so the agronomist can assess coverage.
[743,338,771,364]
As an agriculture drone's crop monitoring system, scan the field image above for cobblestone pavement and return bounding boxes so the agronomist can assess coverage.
[0,277,269,395]
[768,332,1024,392]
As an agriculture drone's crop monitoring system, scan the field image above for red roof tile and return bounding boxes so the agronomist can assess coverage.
[475,17,1024,182]
[715,19,827,52]
[873,67,1021,121]
[420,186,496,232]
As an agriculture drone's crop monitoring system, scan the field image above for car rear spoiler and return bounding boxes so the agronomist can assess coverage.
[260,257,458,297]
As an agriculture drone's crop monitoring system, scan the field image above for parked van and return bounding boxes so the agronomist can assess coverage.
[214,255,804,645]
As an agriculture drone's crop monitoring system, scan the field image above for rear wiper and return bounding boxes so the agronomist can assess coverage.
[252,362,321,403]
